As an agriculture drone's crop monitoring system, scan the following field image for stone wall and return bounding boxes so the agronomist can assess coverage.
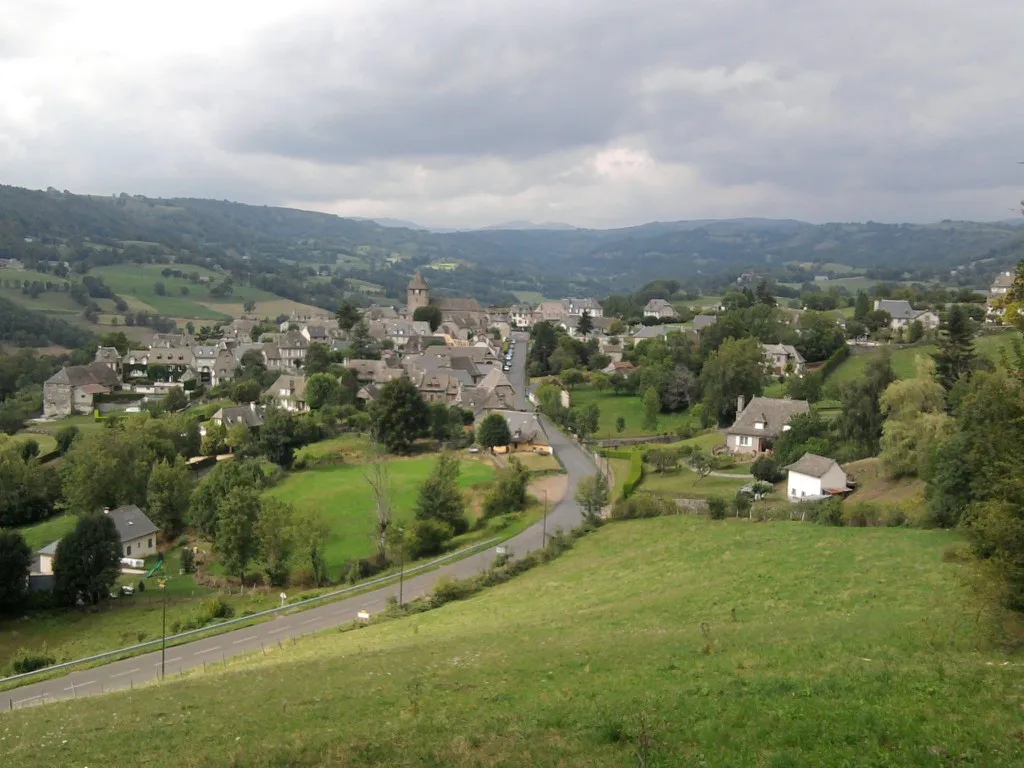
[42,382,73,418]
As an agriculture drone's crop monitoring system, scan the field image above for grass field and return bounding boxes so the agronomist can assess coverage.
[16,514,78,551]
[844,457,927,508]
[570,385,696,438]
[508,450,562,473]
[640,467,750,499]
[10,431,58,455]
[91,264,295,322]
[265,456,496,569]
[829,333,1019,387]
[8,517,1022,767]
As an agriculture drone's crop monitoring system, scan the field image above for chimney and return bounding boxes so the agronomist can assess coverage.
[737,395,745,415]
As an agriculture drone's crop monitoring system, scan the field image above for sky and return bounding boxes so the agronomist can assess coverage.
[1,0,1023,229]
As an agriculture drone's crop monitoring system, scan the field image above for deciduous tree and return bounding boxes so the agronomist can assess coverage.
[0,530,32,614]
[415,453,467,535]
[476,413,512,452]
[575,470,609,524]
[54,514,121,606]
[369,377,429,454]
[146,456,193,535]
[215,487,260,581]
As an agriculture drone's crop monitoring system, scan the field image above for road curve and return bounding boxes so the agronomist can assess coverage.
[5,418,595,710]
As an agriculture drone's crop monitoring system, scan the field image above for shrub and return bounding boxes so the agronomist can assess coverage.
[732,492,752,518]
[803,498,844,526]
[620,452,645,499]
[707,497,728,520]
[610,493,677,520]
[10,647,56,675]
[751,456,785,484]
[709,454,736,471]
[180,547,196,574]
[194,596,234,626]
[406,518,455,559]
[431,576,482,607]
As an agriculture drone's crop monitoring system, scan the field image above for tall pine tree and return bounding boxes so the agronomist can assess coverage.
[932,304,976,391]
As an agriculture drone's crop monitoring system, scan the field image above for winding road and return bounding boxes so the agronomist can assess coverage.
[5,336,595,711]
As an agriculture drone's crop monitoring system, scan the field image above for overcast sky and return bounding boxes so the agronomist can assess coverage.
[2,0,1022,228]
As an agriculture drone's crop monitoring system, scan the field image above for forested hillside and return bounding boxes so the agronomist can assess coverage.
[2,186,1022,309]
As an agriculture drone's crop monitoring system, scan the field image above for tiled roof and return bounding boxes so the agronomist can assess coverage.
[784,452,841,479]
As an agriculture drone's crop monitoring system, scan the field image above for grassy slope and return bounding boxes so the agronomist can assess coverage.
[570,385,695,438]
[16,514,78,551]
[830,333,1018,387]
[7,518,1022,767]
[92,264,286,321]
[265,456,496,567]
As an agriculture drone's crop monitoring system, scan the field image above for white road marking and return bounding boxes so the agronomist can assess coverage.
[154,657,182,666]
[110,667,141,678]
[231,635,258,645]
[63,680,95,691]
[14,695,42,705]
[193,645,222,656]
[300,617,319,625]
[267,625,290,635]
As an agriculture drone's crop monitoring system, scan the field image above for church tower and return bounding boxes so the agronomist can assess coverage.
[407,271,430,313]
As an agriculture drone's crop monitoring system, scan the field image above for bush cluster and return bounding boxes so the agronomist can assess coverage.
[10,647,56,675]
[610,493,678,520]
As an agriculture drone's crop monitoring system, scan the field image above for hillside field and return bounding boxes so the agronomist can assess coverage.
[828,332,1019,387]
[6,517,1022,767]
[265,455,497,568]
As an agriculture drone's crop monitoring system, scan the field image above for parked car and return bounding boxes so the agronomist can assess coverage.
[120,584,135,596]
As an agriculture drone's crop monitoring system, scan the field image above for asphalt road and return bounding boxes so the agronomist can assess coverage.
[6,337,595,711]
[505,330,530,411]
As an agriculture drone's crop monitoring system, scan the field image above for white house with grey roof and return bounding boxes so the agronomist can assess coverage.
[873,300,940,331]
[785,453,850,501]
[726,396,810,454]
[643,299,676,319]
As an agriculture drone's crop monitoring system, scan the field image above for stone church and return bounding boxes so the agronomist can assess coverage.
[406,272,490,330]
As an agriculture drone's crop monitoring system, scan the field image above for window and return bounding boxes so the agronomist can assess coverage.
[754,421,765,430]
[126,545,132,556]
[148,538,153,548]
[738,436,752,447]
[790,488,797,496]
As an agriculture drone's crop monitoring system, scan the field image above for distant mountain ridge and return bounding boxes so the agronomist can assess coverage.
[1,185,1022,306]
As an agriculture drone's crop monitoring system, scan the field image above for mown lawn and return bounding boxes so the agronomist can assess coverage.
[265,456,496,568]
[570,385,696,438]
[8,517,1022,767]
[640,466,750,499]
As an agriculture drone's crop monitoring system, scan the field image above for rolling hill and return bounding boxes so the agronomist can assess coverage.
[5,517,1022,767]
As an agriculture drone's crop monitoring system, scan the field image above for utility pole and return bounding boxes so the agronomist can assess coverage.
[159,577,167,680]
[398,526,406,608]
[542,489,548,548]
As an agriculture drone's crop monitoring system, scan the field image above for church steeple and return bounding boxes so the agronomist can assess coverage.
[407,271,430,312]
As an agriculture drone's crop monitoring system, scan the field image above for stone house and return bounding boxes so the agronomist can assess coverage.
[265,373,310,412]
[43,363,122,418]
[643,299,676,319]
[762,343,806,376]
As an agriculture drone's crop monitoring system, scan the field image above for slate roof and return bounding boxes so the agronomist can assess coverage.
[728,396,810,438]
[38,540,60,556]
[94,346,122,364]
[47,362,121,388]
[477,367,514,392]
[762,343,805,363]
[266,373,308,401]
[303,325,328,339]
[991,272,1015,289]
[692,314,718,331]
[875,299,921,321]
[213,404,266,428]
[408,272,429,290]
[784,452,842,479]
[433,296,485,313]
[645,299,673,312]
[278,330,309,349]
[105,505,159,541]
[477,410,546,444]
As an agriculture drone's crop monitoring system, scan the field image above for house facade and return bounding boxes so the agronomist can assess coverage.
[785,453,850,501]
[726,396,810,454]
[987,271,1015,317]
[266,373,310,412]
[874,299,940,331]
[106,505,159,559]
[42,363,122,418]
[762,343,806,376]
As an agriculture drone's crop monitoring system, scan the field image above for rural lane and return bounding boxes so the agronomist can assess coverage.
[5,357,596,710]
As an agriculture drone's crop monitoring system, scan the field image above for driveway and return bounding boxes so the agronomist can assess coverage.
[4,416,594,710]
